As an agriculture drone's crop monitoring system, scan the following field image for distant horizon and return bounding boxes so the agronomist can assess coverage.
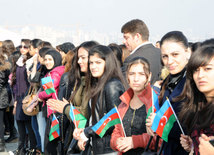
[1,0,214,46]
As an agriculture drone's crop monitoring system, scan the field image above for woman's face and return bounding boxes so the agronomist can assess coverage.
[29,45,36,56]
[20,42,29,55]
[128,63,149,94]
[193,58,214,98]
[89,53,105,78]
[161,41,190,75]
[44,54,54,70]
[77,47,88,73]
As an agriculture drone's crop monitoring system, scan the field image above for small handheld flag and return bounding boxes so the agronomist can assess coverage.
[49,114,60,141]
[146,88,160,119]
[151,99,176,142]
[69,103,87,129]
[92,107,121,138]
[41,76,56,95]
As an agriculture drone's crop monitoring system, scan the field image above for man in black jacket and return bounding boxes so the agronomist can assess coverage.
[121,19,162,85]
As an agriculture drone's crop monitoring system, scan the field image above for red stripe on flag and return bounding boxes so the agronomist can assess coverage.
[96,113,119,135]
[156,107,173,137]
[73,109,80,115]
[52,131,59,138]
[43,82,54,90]
[51,120,58,127]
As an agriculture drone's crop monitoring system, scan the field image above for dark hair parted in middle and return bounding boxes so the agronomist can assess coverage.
[126,57,150,84]
[86,45,127,98]
[160,31,188,49]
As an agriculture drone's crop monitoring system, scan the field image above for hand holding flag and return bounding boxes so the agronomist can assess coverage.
[92,107,124,138]
[41,76,56,95]
[69,103,87,129]
[151,97,184,142]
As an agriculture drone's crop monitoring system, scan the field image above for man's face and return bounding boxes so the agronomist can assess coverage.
[123,33,138,51]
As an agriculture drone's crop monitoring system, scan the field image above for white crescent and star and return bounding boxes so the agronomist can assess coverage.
[43,85,47,90]
[160,116,168,126]
[103,117,111,126]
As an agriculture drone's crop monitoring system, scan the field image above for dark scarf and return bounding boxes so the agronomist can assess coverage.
[166,68,186,93]
[45,50,62,71]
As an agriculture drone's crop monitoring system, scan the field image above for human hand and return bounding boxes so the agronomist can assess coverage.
[77,139,86,151]
[116,137,133,153]
[46,98,68,113]
[199,134,214,155]
[146,113,156,127]
[180,134,192,152]
[73,128,84,140]
[146,126,155,136]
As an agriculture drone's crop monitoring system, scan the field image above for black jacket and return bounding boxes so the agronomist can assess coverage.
[58,72,74,100]
[84,78,125,154]
[0,61,11,109]
[122,43,162,85]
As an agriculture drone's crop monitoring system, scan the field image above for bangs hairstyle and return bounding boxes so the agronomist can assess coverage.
[178,45,214,134]
[187,45,214,80]
[126,57,150,82]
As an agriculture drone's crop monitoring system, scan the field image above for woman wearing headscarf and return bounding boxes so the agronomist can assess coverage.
[38,50,65,155]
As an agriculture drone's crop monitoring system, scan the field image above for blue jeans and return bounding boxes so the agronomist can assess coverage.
[37,111,46,152]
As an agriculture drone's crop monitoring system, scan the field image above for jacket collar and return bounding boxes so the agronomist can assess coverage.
[119,83,152,110]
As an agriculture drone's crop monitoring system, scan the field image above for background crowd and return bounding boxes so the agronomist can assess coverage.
[0,19,213,155]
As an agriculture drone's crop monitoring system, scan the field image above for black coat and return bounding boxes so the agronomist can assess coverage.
[84,78,125,154]
[58,72,74,101]
[161,75,188,155]
[122,43,162,85]
[0,61,11,109]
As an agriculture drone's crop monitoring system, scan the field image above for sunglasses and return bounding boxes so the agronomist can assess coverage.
[20,46,29,49]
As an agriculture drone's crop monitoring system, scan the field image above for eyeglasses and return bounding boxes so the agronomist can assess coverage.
[20,46,28,49]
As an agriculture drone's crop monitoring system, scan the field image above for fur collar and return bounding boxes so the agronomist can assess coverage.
[0,61,11,71]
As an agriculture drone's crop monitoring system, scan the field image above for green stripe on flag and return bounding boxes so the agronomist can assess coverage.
[75,113,87,121]
[49,124,59,136]
[78,119,87,128]
[99,118,121,138]
[161,115,176,142]
[146,107,152,119]
[45,88,56,95]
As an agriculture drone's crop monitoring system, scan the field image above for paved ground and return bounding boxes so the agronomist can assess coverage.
[1,135,18,155]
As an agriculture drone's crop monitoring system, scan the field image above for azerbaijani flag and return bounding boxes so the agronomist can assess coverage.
[41,76,56,95]
[138,84,160,119]
[49,114,60,141]
[92,107,121,138]
[151,99,176,142]
[69,104,87,129]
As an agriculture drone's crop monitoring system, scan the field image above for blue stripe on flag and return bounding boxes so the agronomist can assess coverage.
[91,107,117,131]
[69,105,76,121]
[151,99,170,131]
[152,90,160,111]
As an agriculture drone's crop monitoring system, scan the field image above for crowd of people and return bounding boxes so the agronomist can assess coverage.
[0,19,213,155]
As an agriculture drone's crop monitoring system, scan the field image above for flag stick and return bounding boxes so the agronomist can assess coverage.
[166,97,185,135]
[70,102,77,128]
[151,88,154,113]
[115,105,126,137]
[48,73,58,100]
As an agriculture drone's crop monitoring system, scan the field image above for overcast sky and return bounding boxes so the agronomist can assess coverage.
[1,0,214,42]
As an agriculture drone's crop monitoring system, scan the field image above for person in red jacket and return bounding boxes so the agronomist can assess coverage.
[110,57,160,155]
